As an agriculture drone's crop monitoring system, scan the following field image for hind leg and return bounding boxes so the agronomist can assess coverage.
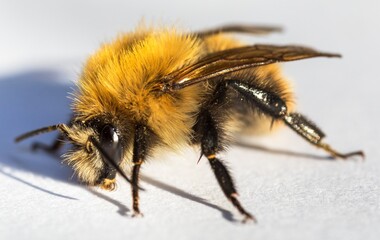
[227,80,364,159]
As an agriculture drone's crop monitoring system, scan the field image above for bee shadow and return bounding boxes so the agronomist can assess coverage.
[0,167,77,200]
[87,188,130,216]
[0,69,77,198]
[141,175,237,222]
[85,174,237,222]
[234,141,334,160]
[81,174,236,221]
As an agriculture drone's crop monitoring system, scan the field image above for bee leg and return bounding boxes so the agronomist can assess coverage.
[228,80,364,159]
[207,156,256,224]
[198,110,256,223]
[30,116,74,154]
[31,133,65,154]
[283,113,364,159]
[131,162,143,217]
[131,124,150,217]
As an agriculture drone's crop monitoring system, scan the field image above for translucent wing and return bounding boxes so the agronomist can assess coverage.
[194,24,282,38]
[155,44,341,92]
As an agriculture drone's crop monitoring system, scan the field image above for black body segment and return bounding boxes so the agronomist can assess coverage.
[228,80,287,118]
[283,113,325,144]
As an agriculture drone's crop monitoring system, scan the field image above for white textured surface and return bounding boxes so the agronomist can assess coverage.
[0,1,379,239]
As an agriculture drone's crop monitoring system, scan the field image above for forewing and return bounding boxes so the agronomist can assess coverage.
[194,24,282,38]
[156,44,341,92]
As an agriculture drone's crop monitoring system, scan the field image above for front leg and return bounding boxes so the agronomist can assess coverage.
[131,124,150,217]
[32,133,65,153]
[31,115,74,154]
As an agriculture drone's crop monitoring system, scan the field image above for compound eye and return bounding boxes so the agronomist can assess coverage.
[100,124,122,163]
[100,124,119,147]
[99,124,123,178]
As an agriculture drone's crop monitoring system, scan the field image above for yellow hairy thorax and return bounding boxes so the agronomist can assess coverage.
[73,27,206,148]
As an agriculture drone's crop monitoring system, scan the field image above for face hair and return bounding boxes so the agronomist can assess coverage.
[15,123,143,191]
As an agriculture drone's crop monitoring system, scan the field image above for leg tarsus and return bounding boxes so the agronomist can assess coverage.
[132,211,144,218]
[230,193,257,223]
[131,163,142,216]
[283,112,364,160]
[207,155,256,223]
[319,143,365,160]
[31,134,65,153]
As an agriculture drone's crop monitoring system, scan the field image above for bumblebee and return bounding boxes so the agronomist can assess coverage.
[16,24,363,222]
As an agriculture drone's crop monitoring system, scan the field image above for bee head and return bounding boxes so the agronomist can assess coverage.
[15,117,133,191]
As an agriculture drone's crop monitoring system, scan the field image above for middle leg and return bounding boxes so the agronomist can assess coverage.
[197,109,256,223]
[193,83,256,222]
[131,124,150,217]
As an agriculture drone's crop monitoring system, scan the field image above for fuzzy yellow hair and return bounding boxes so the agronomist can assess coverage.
[73,26,294,149]
[73,27,206,149]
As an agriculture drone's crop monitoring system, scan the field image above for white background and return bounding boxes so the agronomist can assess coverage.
[0,1,379,239]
